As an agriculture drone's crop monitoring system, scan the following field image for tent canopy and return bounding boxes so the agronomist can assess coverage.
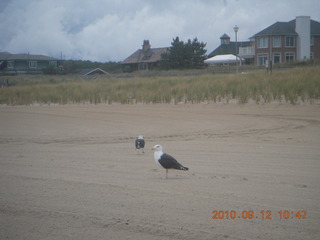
[204,54,242,65]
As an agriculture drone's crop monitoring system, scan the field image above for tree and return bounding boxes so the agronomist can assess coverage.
[60,60,122,74]
[160,37,207,69]
[189,38,207,68]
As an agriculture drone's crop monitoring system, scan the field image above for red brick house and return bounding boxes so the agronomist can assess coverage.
[239,16,320,65]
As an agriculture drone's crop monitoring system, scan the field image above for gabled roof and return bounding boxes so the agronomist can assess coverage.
[220,33,230,39]
[0,52,59,61]
[253,19,320,37]
[207,41,250,58]
[121,47,169,64]
[253,21,297,37]
[83,68,109,76]
[311,19,320,35]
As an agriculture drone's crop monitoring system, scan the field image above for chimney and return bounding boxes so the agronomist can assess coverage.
[142,40,151,52]
[295,16,311,61]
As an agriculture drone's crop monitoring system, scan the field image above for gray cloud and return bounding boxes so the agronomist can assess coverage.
[1,0,319,61]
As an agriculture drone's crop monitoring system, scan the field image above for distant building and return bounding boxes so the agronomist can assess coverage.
[82,68,109,76]
[239,16,320,65]
[207,34,251,64]
[0,52,62,74]
[121,40,169,72]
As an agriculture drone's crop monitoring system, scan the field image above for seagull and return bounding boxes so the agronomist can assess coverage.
[152,144,188,179]
[135,135,145,153]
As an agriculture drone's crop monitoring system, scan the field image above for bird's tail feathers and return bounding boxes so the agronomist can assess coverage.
[179,166,189,171]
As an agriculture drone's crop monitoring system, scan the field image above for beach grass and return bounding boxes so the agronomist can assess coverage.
[1,66,319,105]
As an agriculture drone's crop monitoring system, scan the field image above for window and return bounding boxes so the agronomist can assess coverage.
[49,61,57,67]
[29,61,37,68]
[257,37,268,48]
[310,36,314,46]
[273,53,281,64]
[285,36,295,47]
[285,52,295,62]
[7,60,14,69]
[310,52,314,60]
[273,36,281,48]
[258,54,268,66]
[221,38,230,45]
[139,63,148,70]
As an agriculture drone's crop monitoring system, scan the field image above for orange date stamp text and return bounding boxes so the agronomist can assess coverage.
[211,210,308,220]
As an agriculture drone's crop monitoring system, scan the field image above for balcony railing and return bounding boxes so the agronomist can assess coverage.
[239,46,255,57]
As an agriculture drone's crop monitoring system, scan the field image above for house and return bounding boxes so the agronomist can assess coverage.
[239,16,320,65]
[121,40,169,72]
[0,52,62,74]
[207,34,251,64]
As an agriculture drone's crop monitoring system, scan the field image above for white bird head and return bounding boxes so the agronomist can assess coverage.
[152,144,163,151]
[138,135,144,139]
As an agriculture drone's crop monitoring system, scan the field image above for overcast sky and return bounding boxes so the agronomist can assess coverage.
[1,0,319,62]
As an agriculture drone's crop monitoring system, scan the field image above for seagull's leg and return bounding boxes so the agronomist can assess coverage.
[165,169,168,179]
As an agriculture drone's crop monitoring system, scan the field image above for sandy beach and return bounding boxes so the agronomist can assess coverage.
[0,103,319,240]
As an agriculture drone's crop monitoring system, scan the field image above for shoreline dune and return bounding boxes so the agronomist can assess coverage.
[0,104,319,240]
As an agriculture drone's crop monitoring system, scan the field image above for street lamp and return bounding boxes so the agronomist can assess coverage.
[233,25,239,73]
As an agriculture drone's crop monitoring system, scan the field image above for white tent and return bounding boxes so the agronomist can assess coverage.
[204,54,243,65]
